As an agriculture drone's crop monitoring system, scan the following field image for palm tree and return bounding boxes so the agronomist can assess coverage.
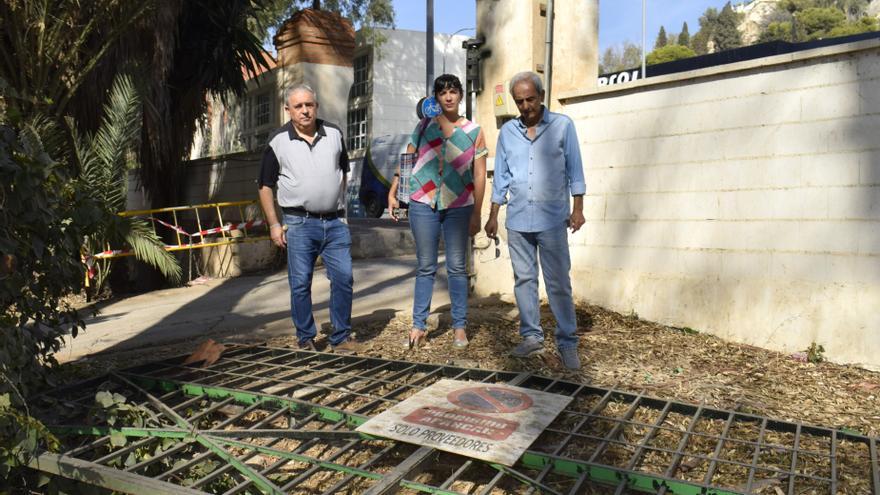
[72,75,181,295]
[2,0,394,209]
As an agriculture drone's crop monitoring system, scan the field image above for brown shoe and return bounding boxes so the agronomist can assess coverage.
[331,338,364,355]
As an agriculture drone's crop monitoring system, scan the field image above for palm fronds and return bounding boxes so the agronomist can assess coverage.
[76,75,181,293]
[123,219,181,284]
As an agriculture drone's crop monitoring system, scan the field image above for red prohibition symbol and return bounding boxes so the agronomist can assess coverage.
[447,386,534,414]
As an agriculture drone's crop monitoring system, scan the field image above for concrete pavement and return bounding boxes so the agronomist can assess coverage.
[60,254,447,362]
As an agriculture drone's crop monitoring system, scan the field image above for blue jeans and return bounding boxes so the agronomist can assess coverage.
[284,214,353,346]
[507,226,578,350]
[408,201,472,330]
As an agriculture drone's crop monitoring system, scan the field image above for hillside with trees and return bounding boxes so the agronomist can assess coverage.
[602,0,880,74]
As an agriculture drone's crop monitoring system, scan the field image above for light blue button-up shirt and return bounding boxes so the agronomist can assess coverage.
[491,107,586,233]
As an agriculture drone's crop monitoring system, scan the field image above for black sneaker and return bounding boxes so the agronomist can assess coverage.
[298,339,317,351]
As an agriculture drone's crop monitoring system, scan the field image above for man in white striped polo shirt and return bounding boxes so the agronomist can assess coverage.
[258,84,362,354]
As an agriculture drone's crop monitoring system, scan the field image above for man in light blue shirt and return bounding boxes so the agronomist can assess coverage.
[484,71,586,370]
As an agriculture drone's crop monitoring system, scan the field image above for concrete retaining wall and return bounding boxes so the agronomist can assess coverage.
[474,40,880,370]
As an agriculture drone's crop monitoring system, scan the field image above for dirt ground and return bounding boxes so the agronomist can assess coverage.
[69,298,880,439]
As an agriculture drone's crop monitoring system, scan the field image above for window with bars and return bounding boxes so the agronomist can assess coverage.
[255,93,271,127]
[347,107,368,151]
[352,54,369,98]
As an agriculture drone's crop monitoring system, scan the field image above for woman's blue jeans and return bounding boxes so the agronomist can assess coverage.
[408,201,472,330]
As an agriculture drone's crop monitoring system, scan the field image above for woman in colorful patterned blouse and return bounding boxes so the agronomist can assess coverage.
[388,74,488,350]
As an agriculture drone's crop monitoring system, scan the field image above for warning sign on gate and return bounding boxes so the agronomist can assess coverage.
[355,379,572,466]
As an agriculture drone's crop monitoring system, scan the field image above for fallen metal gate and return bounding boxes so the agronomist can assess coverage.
[30,346,879,494]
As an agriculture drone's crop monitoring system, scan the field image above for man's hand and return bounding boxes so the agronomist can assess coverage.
[484,215,498,239]
[569,209,585,233]
[270,224,286,248]
[388,196,400,221]
[485,203,501,239]
[469,211,481,236]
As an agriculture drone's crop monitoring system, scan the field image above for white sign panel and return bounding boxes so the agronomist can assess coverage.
[355,379,572,466]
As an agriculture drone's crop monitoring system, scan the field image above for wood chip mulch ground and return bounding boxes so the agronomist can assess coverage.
[70,297,880,439]
[264,298,880,440]
[60,297,880,492]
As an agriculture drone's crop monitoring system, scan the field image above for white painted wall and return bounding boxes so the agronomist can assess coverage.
[370,29,469,139]
[474,40,880,370]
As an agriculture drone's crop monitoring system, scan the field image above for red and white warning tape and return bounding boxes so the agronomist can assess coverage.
[191,219,266,238]
[82,219,268,278]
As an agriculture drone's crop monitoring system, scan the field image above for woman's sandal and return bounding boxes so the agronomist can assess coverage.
[452,328,469,349]
[405,328,427,350]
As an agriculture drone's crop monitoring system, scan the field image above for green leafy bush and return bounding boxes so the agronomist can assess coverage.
[0,108,94,484]
[0,75,180,486]
[647,44,698,65]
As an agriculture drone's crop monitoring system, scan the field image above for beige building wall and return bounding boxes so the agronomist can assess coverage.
[277,63,353,129]
[475,0,599,161]
[474,39,880,370]
[475,0,541,161]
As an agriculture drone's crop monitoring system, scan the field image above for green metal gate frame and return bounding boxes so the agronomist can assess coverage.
[28,345,880,494]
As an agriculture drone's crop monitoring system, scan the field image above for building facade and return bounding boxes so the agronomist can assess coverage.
[188,15,469,164]
[347,28,469,216]
[186,12,468,217]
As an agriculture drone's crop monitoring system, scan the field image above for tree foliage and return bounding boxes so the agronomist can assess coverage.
[826,14,879,35]
[760,1,878,42]
[679,21,691,46]
[253,0,394,45]
[692,7,720,55]
[655,26,669,49]
[799,7,848,35]
[647,44,697,65]
[1,93,99,480]
[0,74,179,490]
[841,0,870,21]
[0,0,396,486]
[1,0,394,208]
[715,2,744,51]
[0,1,269,208]
[73,76,182,295]
[599,42,643,74]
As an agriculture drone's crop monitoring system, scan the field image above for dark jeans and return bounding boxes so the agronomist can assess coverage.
[284,214,352,346]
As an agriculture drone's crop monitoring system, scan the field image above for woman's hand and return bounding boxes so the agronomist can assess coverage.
[469,211,481,236]
[388,196,400,221]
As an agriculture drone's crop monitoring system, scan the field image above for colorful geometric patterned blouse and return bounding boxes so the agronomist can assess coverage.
[408,117,488,210]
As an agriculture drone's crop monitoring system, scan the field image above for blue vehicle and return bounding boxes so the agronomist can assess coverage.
[357,134,410,218]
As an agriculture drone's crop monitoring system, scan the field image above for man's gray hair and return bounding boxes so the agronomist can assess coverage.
[508,71,544,95]
[283,84,317,105]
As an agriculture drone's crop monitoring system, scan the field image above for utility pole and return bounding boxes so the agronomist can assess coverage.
[642,0,647,79]
[543,0,554,107]
[426,0,434,94]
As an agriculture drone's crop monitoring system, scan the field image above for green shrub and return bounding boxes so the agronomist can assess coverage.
[647,44,698,65]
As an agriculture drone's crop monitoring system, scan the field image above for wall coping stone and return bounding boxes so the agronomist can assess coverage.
[558,38,880,104]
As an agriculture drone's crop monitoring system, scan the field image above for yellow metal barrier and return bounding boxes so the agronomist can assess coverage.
[89,200,270,260]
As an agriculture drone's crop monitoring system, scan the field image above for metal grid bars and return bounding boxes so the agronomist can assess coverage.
[30,345,880,495]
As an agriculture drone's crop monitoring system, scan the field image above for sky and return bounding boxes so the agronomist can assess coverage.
[390,0,743,50]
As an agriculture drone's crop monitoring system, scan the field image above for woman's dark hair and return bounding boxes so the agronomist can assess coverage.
[433,74,463,96]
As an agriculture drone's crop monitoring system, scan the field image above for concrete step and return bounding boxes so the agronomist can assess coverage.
[348,218,417,259]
